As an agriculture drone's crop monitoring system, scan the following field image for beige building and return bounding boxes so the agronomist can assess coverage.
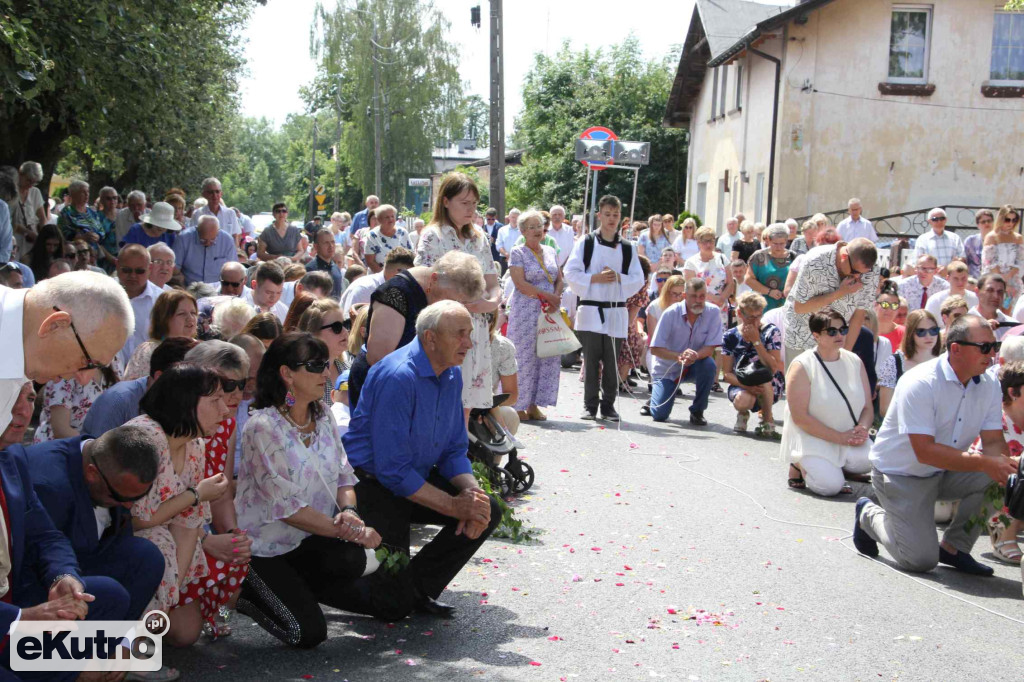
[665,0,1024,235]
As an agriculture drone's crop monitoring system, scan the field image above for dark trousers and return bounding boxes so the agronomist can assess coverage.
[578,330,621,412]
[354,470,501,601]
[79,535,165,620]
[240,535,369,649]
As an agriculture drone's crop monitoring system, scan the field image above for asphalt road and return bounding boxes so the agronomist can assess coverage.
[172,366,1023,681]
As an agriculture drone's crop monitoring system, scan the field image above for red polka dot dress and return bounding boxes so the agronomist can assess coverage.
[179,418,249,631]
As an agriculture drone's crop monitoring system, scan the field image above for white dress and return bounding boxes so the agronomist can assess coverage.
[782,349,871,490]
[414,223,497,409]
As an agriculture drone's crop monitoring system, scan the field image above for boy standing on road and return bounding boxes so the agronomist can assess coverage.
[564,195,645,422]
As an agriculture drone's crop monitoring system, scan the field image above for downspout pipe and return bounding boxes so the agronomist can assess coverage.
[748,44,780,224]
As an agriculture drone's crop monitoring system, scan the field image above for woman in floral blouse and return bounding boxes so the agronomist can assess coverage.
[129,363,233,647]
[236,333,382,649]
[415,172,502,415]
[34,362,119,443]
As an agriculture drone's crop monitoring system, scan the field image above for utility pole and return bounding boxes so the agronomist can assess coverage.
[308,116,318,223]
[372,22,383,198]
[333,114,342,213]
[488,0,505,217]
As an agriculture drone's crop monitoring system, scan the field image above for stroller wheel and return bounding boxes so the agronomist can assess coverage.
[506,461,535,494]
[497,468,515,498]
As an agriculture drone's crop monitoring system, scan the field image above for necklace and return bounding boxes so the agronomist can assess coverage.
[278,405,312,430]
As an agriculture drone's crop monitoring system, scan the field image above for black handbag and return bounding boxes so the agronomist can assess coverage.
[734,360,773,386]
[1005,456,1024,521]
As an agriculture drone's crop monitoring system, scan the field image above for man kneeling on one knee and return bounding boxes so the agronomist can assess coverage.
[854,314,1018,575]
[344,300,501,617]
[648,278,723,426]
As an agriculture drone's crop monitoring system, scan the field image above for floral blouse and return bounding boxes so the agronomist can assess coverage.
[364,226,412,264]
[236,407,358,557]
[34,366,117,444]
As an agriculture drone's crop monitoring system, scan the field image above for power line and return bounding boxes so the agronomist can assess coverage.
[812,87,1024,114]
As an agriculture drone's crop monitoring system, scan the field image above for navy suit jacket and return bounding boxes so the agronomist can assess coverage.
[486,221,504,261]
[12,438,132,564]
[0,446,82,633]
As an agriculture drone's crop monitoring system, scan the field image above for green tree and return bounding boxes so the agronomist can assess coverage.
[460,95,489,147]
[506,38,688,218]
[309,0,463,205]
[0,0,261,196]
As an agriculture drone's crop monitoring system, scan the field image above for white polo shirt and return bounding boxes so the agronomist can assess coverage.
[870,354,1002,477]
[189,204,241,236]
[0,286,29,435]
[967,306,1014,340]
[240,287,287,323]
[547,224,576,267]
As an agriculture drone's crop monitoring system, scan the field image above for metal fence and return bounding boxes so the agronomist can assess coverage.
[793,205,997,239]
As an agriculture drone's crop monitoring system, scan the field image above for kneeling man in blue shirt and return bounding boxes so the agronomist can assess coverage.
[344,300,499,618]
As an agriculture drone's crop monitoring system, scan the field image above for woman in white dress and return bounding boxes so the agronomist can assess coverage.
[981,204,1024,312]
[414,172,501,416]
[782,309,874,497]
[672,218,700,263]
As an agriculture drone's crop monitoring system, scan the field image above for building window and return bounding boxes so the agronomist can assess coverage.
[720,65,728,116]
[695,182,708,224]
[735,63,743,110]
[710,67,719,119]
[754,173,765,224]
[991,12,1024,83]
[888,5,932,84]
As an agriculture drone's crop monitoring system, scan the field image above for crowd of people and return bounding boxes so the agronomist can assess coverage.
[1,158,1023,677]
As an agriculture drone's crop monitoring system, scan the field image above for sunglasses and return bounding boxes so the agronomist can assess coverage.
[292,359,330,374]
[90,453,150,503]
[656,277,668,284]
[321,320,352,335]
[274,208,289,214]
[75,249,90,256]
[220,377,247,393]
[876,301,899,310]
[823,325,849,337]
[929,216,947,222]
[1007,216,1020,225]
[53,306,107,371]
[914,327,940,338]
[220,279,243,288]
[0,263,18,273]
[119,267,147,276]
[957,340,1001,354]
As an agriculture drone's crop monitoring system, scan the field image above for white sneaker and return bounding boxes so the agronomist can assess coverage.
[733,411,750,432]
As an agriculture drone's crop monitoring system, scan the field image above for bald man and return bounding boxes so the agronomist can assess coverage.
[117,244,164,367]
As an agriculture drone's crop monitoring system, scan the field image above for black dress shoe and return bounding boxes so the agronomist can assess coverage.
[689,411,707,426]
[600,406,620,422]
[938,547,994,576]
[415,594,456,617]
[580,409,598,421]
[639,403,651,416]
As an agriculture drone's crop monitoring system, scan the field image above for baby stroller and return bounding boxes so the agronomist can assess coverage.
[467,394,535,497]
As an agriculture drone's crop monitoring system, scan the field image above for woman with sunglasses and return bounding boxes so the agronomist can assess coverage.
[672,218,700,263]
[258,203,308,263]
[884,309,942,386]
[981,204,1023,311]
[128,363,233,648]
[640,275,686,415]
[296,298,351,404]
[176,342,253,639]
[124,290,199,380]
[875,283,904,354]
[782,308,873,496]
[236,333,382,649]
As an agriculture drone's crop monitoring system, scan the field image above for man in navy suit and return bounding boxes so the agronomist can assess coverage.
[0,445,134,680]
[484,208,504,272]
[11,425,163,623]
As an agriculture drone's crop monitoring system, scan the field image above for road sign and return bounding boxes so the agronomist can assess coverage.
[314,184,325,195]
[317,210,326,216]
[315,194,327,205]
[578,126,617,169]
[408,178,430,187]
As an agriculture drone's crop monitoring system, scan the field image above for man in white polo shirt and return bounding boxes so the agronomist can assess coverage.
[116,244,164,367]
[188,177,241,247]
[854,314,1017,575]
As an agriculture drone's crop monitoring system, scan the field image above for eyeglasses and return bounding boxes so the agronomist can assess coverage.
[914,327,940,338]
[119,267,147,276]
[917,267,937,274]
[54,306,107,371]
[321,320,352,335]
[823,325,849,337]
[151,258,173,267]
[929,216,947,222]
[876,301,899,310]
[220,377,247,393]
[75,249,90,256]
[292,359,330,374]
[220,279,243,288]
[957,340,1001,354]
[978,218,994,225]
[90,453,150,503]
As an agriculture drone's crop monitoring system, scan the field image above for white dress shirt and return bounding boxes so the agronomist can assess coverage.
[496,224,521,255]
[924,289,978,319]
[870,354,1002,477]
[0,286,29,435]
[240,287,288,323]
[967,306,1015,340]
[119,280,165,368]
[338,272,386,316]
[563,236,645,337]
[836,217,878,243]
[547,225,576,267]
[189,204,241,236]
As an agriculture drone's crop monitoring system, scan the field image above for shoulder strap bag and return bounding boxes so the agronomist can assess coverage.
[813,351,858,427]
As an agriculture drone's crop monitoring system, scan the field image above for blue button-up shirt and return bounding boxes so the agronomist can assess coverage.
[172,227,237,285]
[348,208,370,237]
[343,338,472,497]
[305,256,344,299]
[81,376,149,438]
[649,301,724,381]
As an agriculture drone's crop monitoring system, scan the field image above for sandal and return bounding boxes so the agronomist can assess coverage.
[993,540,1023,565]
[838,484,854,495]
[788,464,805,489]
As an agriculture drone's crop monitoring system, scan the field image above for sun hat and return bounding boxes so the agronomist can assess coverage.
[141,202,182,232]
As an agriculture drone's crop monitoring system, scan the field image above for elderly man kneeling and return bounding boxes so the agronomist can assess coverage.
[343,300,500,618]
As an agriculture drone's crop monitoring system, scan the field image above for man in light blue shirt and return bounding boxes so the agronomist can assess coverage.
[344,301,499,617]
[854,315,1017,576]
[172,215,237,285]
[648,278,723,426]
[348,194,379,237]
[715,217,740,255]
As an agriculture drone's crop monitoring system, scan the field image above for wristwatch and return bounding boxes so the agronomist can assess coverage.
[50,573,77,590]
[340,505,360,519]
